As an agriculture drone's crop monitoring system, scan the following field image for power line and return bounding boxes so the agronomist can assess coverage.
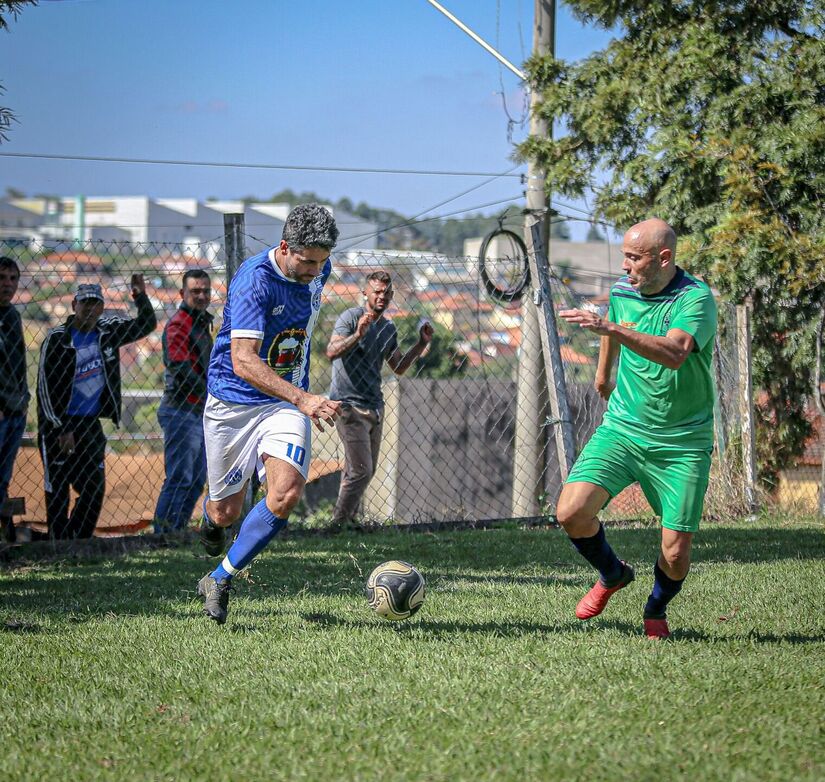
[0,151,525,179]
[336,164,523,249]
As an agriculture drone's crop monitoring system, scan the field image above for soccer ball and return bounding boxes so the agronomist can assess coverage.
[365,560,426,621]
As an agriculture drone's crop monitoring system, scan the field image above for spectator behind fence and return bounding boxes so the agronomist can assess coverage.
[0,257,30,542]
[37,277,157,540]
[153,269,214,533]
[325,270,433,529]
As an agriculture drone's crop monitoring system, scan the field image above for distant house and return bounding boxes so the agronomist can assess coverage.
[0,198,42,242]
[9,196,378,258]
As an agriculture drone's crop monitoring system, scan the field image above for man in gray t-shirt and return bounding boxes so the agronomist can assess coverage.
[326,271,433,527]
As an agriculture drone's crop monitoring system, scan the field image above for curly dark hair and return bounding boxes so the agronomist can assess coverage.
[282,204,339,251]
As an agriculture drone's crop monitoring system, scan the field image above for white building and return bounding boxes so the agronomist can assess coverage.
[10,196,378,255]
[0,198,45,242]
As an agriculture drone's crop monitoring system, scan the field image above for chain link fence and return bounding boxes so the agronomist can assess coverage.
[2,234,823,537]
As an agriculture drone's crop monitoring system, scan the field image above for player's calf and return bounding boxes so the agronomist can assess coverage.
[199,497,227,557]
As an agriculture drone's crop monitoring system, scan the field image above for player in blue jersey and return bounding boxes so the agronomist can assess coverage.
[196,204,341,624]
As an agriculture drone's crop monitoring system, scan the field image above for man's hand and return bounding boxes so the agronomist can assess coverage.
[594,377,615,401]
[354,311,376,339]
[558,308,610,335]
[130,273,146,299]
[58,431,76,456]
[297,393,342,432]
[418,321,434,345]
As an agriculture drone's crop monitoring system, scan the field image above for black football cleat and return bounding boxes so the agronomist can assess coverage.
[197,573,233,625]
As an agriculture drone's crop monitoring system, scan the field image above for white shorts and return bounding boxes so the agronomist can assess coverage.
[203,394,312,500]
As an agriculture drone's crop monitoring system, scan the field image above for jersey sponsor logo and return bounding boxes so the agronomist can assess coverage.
[224,467,243,486]
[271,304,285,316]
[267,328,307,378]
[620,320,637,329]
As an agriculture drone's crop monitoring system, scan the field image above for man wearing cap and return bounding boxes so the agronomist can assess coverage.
[37,276,156,539]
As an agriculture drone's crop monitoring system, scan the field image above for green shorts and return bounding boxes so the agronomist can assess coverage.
[566,425,713,532]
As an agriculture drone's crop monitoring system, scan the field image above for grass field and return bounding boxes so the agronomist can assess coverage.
[1,516,823,781]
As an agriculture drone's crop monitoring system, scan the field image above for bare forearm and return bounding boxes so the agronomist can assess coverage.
[393,342,426,376]
[596,335,619,382]
[605,322,689,369]
[233,355,303,405]
[326,332,362,360]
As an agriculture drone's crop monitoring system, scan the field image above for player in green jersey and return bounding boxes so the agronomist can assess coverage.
[557,218,717,640]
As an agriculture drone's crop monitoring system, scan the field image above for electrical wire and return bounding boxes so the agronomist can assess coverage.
[334,164,524,250]
[0,151,524,179]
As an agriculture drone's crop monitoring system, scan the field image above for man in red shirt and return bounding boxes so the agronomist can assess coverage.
[153,269,213,532]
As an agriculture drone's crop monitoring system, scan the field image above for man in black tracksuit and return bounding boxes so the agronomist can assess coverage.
[37,277,156,539]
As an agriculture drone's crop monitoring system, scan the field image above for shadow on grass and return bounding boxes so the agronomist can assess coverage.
[302,612,825,645]
[301,611,576,638]
[0,525,822,623]
[596,619,825,645]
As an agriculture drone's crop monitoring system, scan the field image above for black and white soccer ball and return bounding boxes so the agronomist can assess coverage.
[365,560,426,621]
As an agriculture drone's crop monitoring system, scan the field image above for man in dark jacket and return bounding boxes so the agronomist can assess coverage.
[153,269,213,532]
[37,276,156,539]
[0,257,29,542]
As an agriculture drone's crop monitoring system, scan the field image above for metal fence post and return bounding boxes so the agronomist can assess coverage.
[223,213,246,287]
[530,222,576,478]
[222,213,256,521]
[736,299,758,514]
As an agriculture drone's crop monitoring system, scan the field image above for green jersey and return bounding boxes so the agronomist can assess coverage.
[603,267,717,446]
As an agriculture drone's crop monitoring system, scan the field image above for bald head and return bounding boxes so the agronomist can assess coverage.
[621,218,678,295]
[626,218,677,258]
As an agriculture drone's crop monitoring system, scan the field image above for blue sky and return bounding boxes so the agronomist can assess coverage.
[0,0,614,236]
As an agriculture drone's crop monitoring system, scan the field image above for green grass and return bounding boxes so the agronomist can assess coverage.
[1,516,824,781]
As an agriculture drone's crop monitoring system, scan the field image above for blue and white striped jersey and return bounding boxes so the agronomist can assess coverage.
[207,248,331,405]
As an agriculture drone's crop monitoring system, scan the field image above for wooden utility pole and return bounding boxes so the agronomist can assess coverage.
[512,0,556,517]
[736,299,758,514]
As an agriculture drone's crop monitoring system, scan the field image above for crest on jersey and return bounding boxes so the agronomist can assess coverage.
[224,467,243,486]
[267,328,307,379]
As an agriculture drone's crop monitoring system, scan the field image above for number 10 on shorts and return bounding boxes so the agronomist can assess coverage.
[285,442,306,466]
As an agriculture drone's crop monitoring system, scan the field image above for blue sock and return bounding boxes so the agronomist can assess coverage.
[570,523,623,586]
[210,499,287,582]
[644,560,684,619]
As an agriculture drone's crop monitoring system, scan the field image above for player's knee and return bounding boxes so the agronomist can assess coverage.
[555,496,590,528]
[661,545,691,575]
[662,548,690,572]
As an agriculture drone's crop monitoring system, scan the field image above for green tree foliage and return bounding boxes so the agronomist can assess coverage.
[393,315,466,379]
[0,1,37,142]
[518,0,825,490]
